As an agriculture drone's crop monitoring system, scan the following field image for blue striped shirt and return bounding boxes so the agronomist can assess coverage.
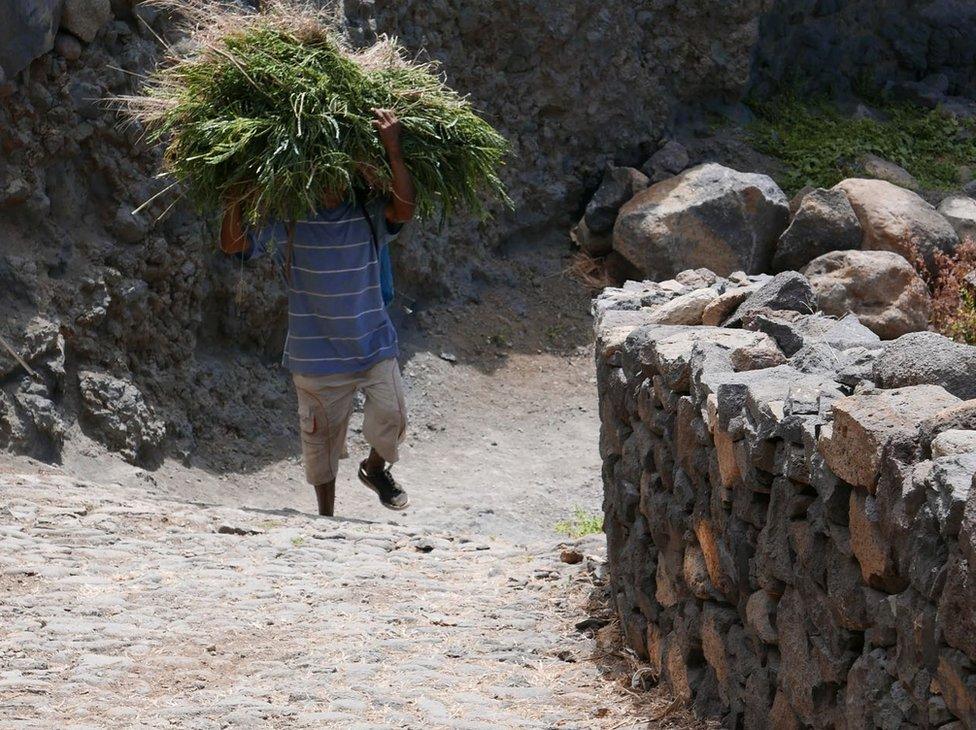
[247,199,401,375]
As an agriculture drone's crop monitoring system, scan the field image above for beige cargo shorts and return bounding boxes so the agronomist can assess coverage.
[292,357,408,485]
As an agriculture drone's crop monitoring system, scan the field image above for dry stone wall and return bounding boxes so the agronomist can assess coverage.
[595,271,976,728]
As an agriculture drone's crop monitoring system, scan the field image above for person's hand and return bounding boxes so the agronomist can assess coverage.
[372,108,402,151]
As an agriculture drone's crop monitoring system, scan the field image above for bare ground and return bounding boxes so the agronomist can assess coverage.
[0,239,707,728]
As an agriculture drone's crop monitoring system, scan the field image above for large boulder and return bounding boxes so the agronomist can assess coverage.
[613,163,789,280]
[833,178,959,270]
[873,331,976,399]
[772,188,862,272]
[0,1,62,78]
[938,195,976,242]
[803,250,931,340]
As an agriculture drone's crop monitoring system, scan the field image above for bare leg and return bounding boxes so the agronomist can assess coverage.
[314,480,336,516]
[363,448,386,475]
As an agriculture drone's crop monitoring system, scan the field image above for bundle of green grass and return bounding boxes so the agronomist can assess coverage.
[124,1,509,226]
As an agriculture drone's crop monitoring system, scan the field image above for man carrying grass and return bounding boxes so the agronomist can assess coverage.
[220,109,415,516]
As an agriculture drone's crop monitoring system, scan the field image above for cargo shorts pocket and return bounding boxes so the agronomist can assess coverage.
[297,401,333,485]
[298,403,318,440]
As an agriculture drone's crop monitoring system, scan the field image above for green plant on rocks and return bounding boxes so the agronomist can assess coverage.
[554,507,603,538]
[749,95,976,194]
[121,0,510,227]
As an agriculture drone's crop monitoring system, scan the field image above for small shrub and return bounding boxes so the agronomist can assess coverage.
[749,95,976,194]
[554,507,603,538]
[929,240,976,344]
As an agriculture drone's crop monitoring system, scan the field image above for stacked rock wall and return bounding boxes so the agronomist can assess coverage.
[595,271,976,727]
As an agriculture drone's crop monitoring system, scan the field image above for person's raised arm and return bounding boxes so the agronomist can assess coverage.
[219,199,248,254]
[372,108,415,224]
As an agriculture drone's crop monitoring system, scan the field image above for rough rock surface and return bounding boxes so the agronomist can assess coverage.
[803,250,931,340]
[771,188,862,272]
[61,0,112,43]
[646,288,718,325]
[730,336,786,371]
[571,218,613,258]
[922,400,976,450]
[595,269,976,728]
[857,154,919,190]
[78,370,166,464]
[583,166,650,235]
[702,286,756,326]
[750,0,976,101]
[742,310,880,358]
[819,385,960,491]
[0,1,61,78]
[939,194,976,242]
[726,271,816,325]
[932,429,976,458]
[613,164,789,280]
[574,166,650,256]
[642,140,690,180]
[873,332,976,399]
[54,31,83,61]
[834,178,959,270]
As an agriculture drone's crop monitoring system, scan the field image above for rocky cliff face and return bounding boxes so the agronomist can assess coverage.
[752,0,976,104]
[345,0,772,291]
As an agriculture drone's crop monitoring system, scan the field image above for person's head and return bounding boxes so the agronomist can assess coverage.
[320,189,346,209]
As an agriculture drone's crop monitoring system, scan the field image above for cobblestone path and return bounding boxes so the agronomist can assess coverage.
[0,462,652,729]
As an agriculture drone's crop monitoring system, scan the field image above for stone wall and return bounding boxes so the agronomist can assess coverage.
[595,270,976,727]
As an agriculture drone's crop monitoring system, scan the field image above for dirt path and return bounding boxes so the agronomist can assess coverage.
[59,238,606,543]
[0,242,702,728]
[0,464,687,729]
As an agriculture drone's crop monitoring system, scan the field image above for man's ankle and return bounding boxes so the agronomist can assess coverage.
[314,481,336,516]
[363,451,386,475]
